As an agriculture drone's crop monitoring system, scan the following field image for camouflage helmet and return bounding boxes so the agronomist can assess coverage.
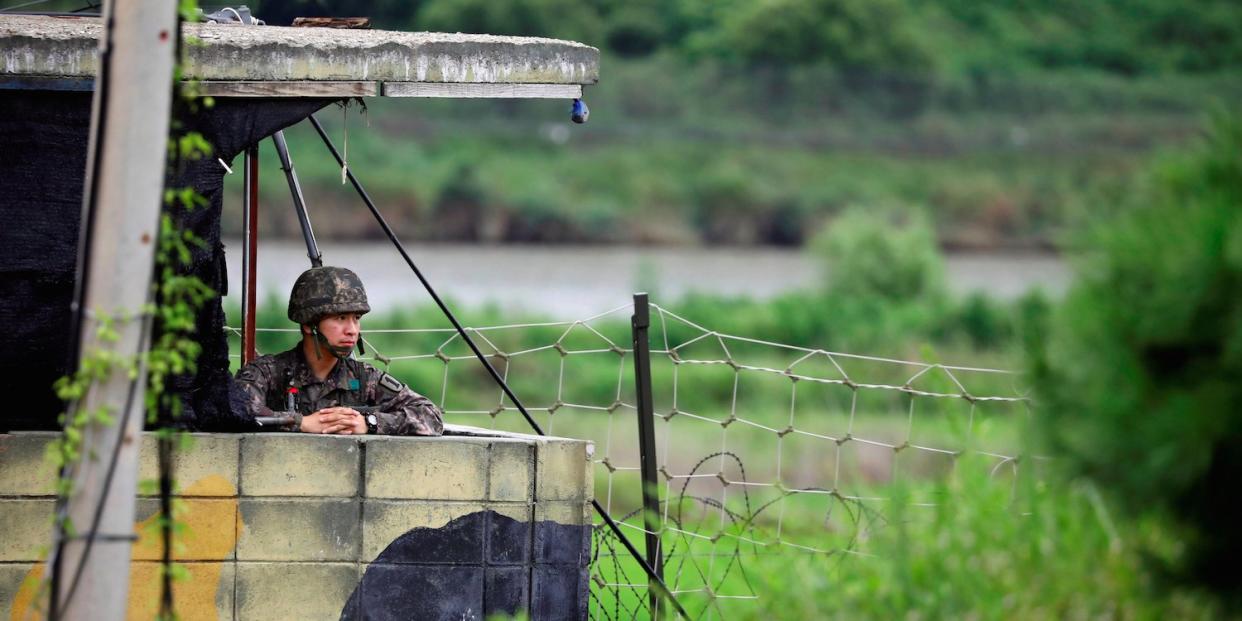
[287,266,371,325]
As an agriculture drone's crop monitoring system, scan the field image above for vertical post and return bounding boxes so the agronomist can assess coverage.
[242,144,259,364]
[631,293,665,616]
[56,1,179,619]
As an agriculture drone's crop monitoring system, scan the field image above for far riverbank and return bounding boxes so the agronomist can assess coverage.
[223,241,1069,320]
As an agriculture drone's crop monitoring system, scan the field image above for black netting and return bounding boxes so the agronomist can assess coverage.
[0,90,331,431]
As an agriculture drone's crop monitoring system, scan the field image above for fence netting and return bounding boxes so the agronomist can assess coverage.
[227,298,1030,620]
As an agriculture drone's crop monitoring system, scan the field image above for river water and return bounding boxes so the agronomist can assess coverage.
[222,240,1069,320]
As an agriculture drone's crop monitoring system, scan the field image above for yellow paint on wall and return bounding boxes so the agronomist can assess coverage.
[133,480,237,561]
[9,476,238,620]
[172,473,236,499]
[9,565,43,621]
[124,563,230,621]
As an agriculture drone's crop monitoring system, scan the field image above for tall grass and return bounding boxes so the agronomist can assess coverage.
[589,458,1222,620]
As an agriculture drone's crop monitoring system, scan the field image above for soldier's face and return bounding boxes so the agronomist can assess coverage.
[317,313,362,349]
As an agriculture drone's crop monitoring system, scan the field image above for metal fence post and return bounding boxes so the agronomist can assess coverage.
[631,293,665,616]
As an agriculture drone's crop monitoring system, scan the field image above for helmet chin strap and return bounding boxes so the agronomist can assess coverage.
[310,326,354,360]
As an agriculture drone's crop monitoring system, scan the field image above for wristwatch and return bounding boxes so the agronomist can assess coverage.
[365,413,379,435]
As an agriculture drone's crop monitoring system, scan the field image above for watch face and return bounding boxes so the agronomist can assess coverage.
[366,414,378,426]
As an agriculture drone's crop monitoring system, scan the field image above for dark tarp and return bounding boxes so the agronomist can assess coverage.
[0,89,331,431]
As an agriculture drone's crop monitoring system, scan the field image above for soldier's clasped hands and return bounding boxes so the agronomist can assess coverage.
[300,407,367,435]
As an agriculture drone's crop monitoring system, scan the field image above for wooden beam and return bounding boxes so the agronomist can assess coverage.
[0,76,94,91]
[383,82,582,99]
[7,78,584,100]
[192,80,379,97]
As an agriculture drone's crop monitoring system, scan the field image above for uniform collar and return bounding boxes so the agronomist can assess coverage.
[288,345,356,390]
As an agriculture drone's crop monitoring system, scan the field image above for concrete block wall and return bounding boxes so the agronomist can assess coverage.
[0,426,593,620]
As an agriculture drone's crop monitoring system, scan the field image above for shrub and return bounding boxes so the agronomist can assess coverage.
[811,206,946,303]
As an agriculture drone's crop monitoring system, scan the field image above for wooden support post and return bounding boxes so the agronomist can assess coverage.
[242,144,259,364]
[55,1,178,619]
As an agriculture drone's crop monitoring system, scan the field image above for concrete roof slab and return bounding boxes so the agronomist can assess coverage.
[0,15,599,96]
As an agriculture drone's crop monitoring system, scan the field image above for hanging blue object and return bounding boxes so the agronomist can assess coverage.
[571,98,589,124]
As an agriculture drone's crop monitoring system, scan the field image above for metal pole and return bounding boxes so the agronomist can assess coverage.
[54,1,178,619]
[242,144,259,364]
[271,130,322,268]
[306,115,691,619]
[632,293,666,617]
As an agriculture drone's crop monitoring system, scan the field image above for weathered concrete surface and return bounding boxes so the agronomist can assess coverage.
[0,432,57,495]
[0,14,598,85]
[133,496,238,561]
[235,562,358,621]
[0,499,54,562]
[361,500,485,561]
[365,436,489,500]
[136,434,240,497]
[0,426,594,619]
[488,439,535,501]
[240,434,359,497]
[537,435,595,502]
[128,561,235,621]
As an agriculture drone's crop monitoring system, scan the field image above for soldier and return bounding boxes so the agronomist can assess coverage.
[235,266,443,436]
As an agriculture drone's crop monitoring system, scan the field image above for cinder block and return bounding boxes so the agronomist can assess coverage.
[237,498,360,561]
[127,562,233,621]
[485,566,529,618]
[534,502,592,565]
[0,432,58,496]
[356,564,483,621]
[235,562,358,621]
[138,433,240,497]
[0,563,38,620]
[362,500,484,563]
[531,565,589,621]
[132,498,238,561]
[488,439,533,502]
[1,499,54,561]
[536,439,594,502]
[486,504,532,566]
[535,501,591,526]
[240,434,360,497]
[364,437,488,500]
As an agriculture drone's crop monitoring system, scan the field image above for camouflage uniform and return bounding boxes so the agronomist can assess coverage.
[234,265,443,435]
[235,348,443,435]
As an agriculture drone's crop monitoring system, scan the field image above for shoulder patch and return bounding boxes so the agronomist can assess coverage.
[378,373,404,394]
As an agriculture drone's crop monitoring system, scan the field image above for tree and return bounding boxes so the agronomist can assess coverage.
[1030,111,1242,605]
[416,0,602,45]
[678,0,931,70]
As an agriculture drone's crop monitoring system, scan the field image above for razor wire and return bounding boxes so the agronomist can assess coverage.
[225,298,1031,620]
